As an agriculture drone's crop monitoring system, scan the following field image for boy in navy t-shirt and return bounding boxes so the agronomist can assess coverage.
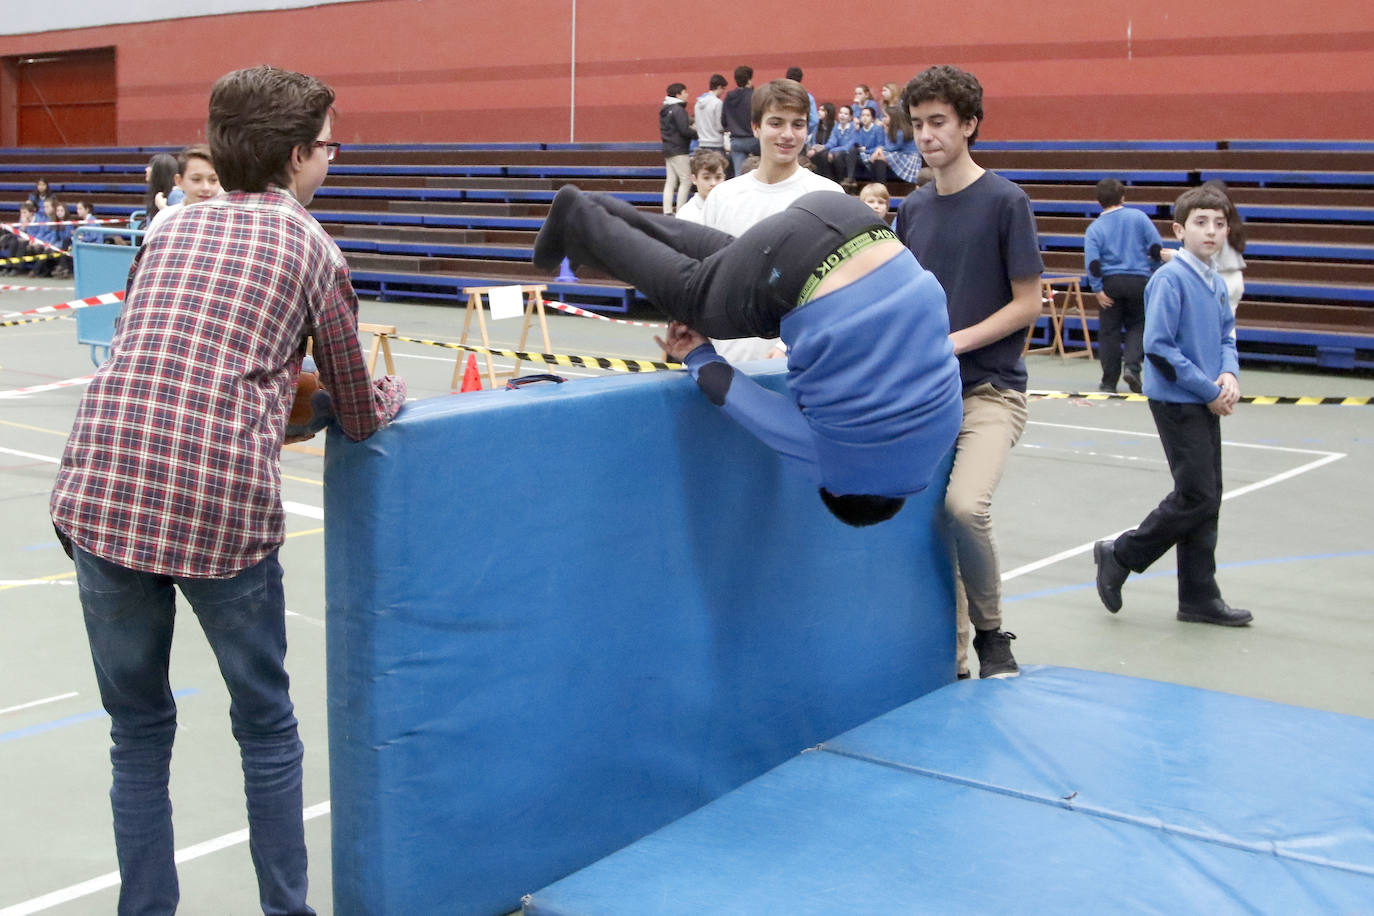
[1094,186,1250,627]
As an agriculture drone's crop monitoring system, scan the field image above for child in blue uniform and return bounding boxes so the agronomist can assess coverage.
[534,185,962,527]
[1094,186,1251,626]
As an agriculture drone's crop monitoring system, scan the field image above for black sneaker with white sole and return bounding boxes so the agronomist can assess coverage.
[972,629,1019,679]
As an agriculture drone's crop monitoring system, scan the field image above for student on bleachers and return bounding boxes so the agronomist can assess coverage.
[52,64,404,916]
[694,74,728,159]
[1201,179,1246,315]
[675,149,728,224]
[27,177,54,211]
[895,65,1043,680]
[848,106,886,188]
[804,102,838,178]
[28,198,61,277]
[52,200,74,278]
[852,84,881,122]
[73,200,101,245]
[867,104,922,184]
[1094,185,1251,628]
[660,82,697,215]
[879,82,903,127]
[1084,177,1170,393]
[723,65,758,178]
[0,200,38,274]
[816,105,858,185]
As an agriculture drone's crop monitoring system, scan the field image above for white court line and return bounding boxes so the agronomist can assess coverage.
[0,802,331,915]
[0,445,60,465]
[0,443,323,520]
[0,693,78,717]
[281,500,323,520]
[1002,421,1347,581]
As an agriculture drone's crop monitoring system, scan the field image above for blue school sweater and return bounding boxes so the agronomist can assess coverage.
[1083,206,1165,291]
[683,251,962,498]
[1142,250,1239,404]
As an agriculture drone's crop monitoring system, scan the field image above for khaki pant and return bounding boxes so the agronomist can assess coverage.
[663,155,692,214]
[947,383,1028,673]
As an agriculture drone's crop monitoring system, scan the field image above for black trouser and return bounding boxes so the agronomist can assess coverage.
[552,188,881,339]
[1115,400,1223,607]
[1097,274,1146,385]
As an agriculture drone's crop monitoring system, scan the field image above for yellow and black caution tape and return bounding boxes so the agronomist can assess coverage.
[0,313,66,328]
[1031,390,1373,406]
[394,335,682,373]
[1,251,63,266]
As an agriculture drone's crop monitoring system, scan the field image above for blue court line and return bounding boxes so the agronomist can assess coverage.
[1007,549,1374,604]
[0,688,199,743]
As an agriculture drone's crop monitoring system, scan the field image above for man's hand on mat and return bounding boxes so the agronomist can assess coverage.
[655,321,707,361]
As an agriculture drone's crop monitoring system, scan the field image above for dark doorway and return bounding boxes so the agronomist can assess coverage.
[8,47,116,146]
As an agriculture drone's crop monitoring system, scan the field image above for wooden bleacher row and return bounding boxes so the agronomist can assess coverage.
[4,142,1371,367]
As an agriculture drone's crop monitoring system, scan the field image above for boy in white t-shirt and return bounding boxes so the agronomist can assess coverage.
[700,78,843,361]
[674,149,728,224]
[148,144,223,233]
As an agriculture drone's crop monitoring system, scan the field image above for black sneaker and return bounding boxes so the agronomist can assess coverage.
[972,629,1019,679]
[532,184,581,271]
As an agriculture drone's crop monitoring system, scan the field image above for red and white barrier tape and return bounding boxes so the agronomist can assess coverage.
[0,290,124,320]
[0,374,94,399]
[0,223,64,252]
[546,300,666,329]
[0,284,64,292]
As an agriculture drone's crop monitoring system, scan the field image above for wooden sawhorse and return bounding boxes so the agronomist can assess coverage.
[1025,276,1093,359]
[452,284,553,389]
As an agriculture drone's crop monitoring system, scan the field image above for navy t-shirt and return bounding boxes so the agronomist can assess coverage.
[896,171,1044,393]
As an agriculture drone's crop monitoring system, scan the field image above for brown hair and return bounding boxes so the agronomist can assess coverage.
[690,148,728,176]
[208,66,334,193]
[859,182,890,202]
[751,78,810,126]
[1096,177,1125,208]
[902,65,985,146]
[1172,186,1232,227]
[177,143,214,174]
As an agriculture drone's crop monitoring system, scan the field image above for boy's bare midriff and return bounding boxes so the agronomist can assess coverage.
[810,238,905,301]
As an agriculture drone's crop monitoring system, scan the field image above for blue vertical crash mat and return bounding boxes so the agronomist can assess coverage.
[524,666,1374,914]
[323,364,957,916]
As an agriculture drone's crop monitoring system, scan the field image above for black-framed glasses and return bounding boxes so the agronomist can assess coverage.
[312,141,341,162]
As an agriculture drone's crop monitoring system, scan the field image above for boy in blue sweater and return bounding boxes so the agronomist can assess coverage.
[1084,177,1170,393]
[1094,186,1251,627]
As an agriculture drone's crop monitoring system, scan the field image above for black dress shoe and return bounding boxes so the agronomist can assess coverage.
[1094,538,1128,613]
[1122,368,1142,393]
[532,184,582,271]
[1177,601,1253,626]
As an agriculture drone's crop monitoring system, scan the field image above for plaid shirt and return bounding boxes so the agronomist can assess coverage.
[51,188,405,578]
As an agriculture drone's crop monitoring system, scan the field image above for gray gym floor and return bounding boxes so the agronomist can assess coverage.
[3,278,1371,914]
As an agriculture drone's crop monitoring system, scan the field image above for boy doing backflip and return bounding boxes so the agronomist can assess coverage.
[533,186,962,528]
[1094,186,1251,627]
[50,66,405,914]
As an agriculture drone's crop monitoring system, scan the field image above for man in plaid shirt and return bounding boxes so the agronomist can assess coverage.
[50,66,403,916]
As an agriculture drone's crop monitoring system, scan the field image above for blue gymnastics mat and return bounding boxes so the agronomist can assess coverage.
[525,666,1374,914]
[324,365,958,915]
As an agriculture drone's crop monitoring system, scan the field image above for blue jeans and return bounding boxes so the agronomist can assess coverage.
[74,545,314,916]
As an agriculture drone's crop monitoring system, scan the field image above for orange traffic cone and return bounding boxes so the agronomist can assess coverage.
[459,353,483,392]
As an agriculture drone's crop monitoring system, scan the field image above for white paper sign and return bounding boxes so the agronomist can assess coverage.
[486,286,525,321]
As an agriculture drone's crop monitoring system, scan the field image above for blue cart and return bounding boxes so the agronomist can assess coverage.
[72,224,144,365]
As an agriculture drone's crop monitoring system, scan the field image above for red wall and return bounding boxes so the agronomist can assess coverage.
[2,0,1373,146]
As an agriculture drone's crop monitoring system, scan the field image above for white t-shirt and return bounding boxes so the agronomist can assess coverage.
[701,166,844,361]
[675,194,706,224]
